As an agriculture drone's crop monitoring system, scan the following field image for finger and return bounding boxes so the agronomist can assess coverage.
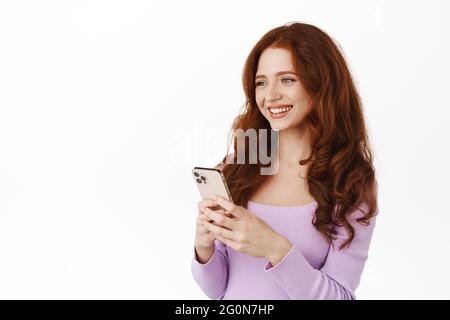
[204,207,234,219]
[196,219,206,229]
[199,203,226,215]
[197,221,214,235]
[198,199,220,211]
[204,208,236,230]
[215,234,241,251]
[203,220,236,240]
[198,208,225,223]
[223,210,235,218]
[212,208,227,215]
[199,216,215,226]
[202,207,226,214]
[212,195,243,218]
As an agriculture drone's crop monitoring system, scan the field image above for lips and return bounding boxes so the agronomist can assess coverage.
[268,105,293,113]
[267,105,293,119]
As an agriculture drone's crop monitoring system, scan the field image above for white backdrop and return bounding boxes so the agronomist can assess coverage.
[0,0,449,299]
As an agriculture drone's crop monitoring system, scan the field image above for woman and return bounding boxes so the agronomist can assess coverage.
[191,22,378,300]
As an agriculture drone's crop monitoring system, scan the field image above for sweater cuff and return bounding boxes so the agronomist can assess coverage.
[191,245,228,299]
[264,245,319,293]
[192,246,220,270]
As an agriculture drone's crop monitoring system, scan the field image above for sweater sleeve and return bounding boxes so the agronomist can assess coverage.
[191,239,229,299]
[264,202,378,300]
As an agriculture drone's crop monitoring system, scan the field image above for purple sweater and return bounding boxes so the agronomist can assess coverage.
[191,199,377,300]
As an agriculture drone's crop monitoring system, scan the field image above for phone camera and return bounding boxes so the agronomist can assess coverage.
[201,176,206,181]
[194,172,199,177]
[196,178,202,183]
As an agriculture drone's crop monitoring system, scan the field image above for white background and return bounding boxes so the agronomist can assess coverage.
[0,0,449,299]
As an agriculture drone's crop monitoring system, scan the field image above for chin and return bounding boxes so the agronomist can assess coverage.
[268,121,293,131]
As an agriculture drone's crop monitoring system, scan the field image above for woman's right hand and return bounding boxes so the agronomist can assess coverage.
[195,199,222,249]
[194,198,230,263]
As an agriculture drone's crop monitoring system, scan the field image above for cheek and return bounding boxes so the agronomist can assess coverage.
[292,100,313,122]
[291,88,312,109]
[255,93,265,111]
[293,85,311,103]
[255,91,262,106]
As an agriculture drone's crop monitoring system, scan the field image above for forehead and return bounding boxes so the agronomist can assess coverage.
[256,47,295,73]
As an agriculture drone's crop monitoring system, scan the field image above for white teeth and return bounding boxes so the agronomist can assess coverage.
[269,105,293,114]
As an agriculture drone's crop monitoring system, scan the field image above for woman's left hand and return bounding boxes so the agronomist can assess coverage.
[200,195,293,265]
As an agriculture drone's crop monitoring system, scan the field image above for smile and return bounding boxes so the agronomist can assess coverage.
[268,105,293,119]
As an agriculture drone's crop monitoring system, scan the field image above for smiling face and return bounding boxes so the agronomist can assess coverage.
[255,47,313,131]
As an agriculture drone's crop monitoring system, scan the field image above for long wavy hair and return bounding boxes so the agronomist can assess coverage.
[219,22,378,250]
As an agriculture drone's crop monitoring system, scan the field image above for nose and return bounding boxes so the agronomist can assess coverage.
[265,82,282,102]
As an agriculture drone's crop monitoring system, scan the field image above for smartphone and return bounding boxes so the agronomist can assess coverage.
[192,167,233,203]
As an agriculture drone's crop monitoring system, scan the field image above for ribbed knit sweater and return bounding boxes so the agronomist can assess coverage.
[191,199,377,300]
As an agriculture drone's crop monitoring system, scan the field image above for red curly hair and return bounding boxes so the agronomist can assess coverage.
[219,22,378,250]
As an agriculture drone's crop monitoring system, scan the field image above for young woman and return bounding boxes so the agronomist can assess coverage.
[191,22,378,300]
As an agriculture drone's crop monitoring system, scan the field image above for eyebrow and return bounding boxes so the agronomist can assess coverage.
[255,71,297,80]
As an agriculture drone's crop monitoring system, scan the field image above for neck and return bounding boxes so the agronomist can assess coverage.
[273,125,311,174]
